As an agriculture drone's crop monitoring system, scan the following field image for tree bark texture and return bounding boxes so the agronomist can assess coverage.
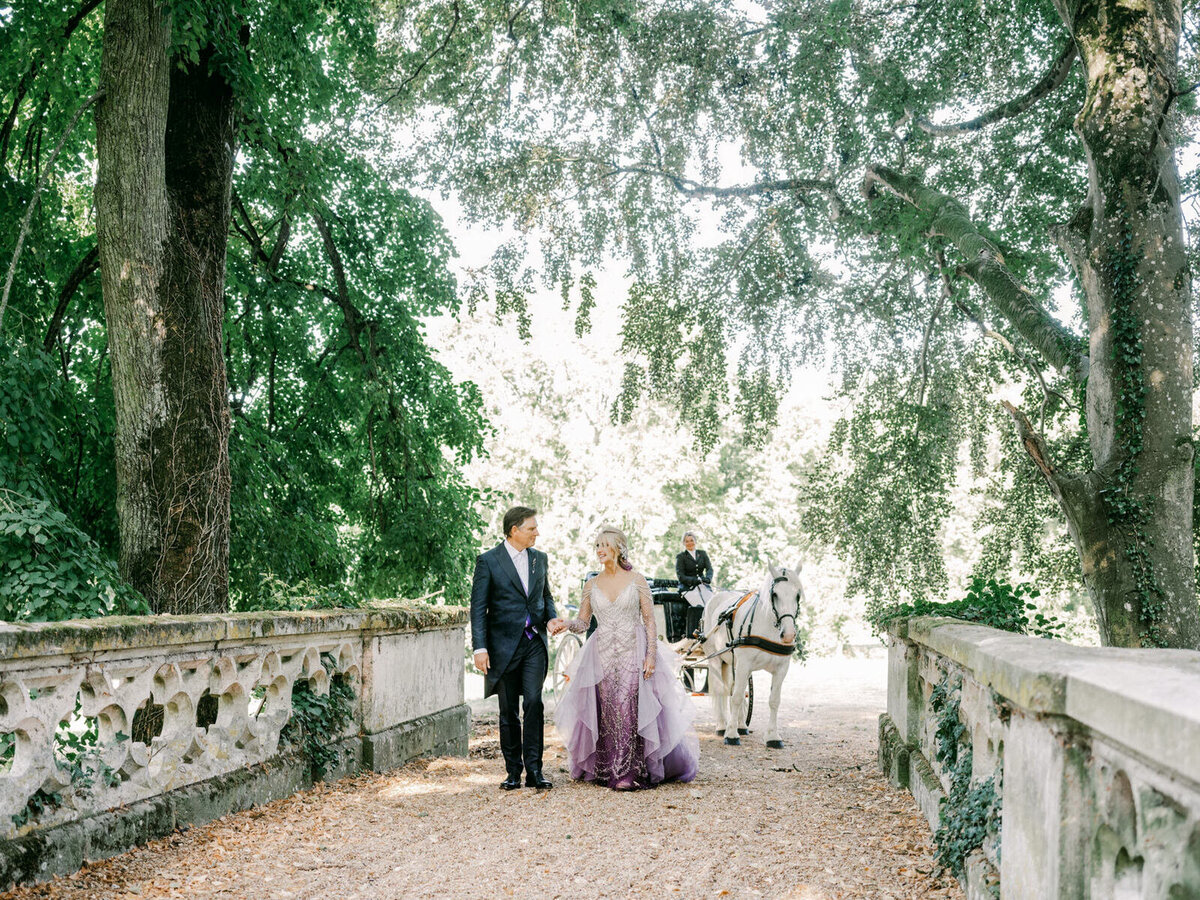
[866,1,1199,647]
[155,45,235,614]
[95,0,233,614]
[1051,0,1199,648]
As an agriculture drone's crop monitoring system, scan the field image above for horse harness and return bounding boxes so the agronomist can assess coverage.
[697,573,797,660]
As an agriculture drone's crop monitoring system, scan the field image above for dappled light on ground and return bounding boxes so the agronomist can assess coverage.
[0,658,960,899]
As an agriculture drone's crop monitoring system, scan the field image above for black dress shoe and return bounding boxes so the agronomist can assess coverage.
[526,772,553,790]
[500,775,522,790]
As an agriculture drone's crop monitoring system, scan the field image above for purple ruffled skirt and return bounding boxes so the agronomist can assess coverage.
[555,629,699,789]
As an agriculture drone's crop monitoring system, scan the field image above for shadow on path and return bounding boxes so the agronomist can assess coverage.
[1,658,962,899]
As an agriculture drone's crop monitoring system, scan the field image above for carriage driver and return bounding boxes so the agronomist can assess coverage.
[675,531,713,609]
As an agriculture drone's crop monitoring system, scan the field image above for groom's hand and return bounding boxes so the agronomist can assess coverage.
[473,649,490,674]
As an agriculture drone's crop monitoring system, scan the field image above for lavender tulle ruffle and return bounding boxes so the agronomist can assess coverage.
[555,630,699,789]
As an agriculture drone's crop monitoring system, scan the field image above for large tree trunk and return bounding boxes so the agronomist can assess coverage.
[95,0,234,614]
[1050,0,1199,648]
[865,0,1200,647]
[155,46,235,614]
[94,0,172,608]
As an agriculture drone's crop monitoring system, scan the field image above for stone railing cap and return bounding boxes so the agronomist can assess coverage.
[893,615,1200,785]
[0,602,468,661]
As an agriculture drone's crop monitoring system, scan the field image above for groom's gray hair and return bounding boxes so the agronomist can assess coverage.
[503,505,537,538]
[682,531,698,544]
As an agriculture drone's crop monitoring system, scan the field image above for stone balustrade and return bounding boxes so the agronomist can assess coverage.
[0,604,469,888]
[879,616,1200,899]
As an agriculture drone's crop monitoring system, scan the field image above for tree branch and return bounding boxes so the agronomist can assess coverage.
[375,1,461,110]
[615,39,668,174]
[308,203,374,373]
[0,90,103,331]
[266,212,291,273]
[0,0,102,165]
[863,164,1087,380]
[910,265,947,406]
[507,0,535,41]
[937,250,1073,430]
[232,190,294,277]
[607,163,840,205]
[231,189,271,263]
[42,244,98,352]
[908,41,1078,137]
[1001,400,1063,490]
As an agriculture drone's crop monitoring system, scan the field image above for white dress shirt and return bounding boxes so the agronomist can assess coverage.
[505,539,530,595]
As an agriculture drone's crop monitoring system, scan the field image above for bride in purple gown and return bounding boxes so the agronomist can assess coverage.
[548,527,699,790]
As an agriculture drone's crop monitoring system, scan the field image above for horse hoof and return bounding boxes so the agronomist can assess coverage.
[724,736,741,746]
[716,729,725,737]
[737,728,749,736]
[766,739,784,749]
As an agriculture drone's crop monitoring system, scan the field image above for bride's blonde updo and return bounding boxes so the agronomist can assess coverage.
[594,526,633,571]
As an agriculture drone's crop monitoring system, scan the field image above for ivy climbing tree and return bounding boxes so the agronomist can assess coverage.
[390,0,1200,648]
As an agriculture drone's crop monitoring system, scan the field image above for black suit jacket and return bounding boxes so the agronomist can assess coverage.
[675,549,713,590]
[470,542,557,697]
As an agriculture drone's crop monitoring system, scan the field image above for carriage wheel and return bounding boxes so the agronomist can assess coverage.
[550,633,582,696]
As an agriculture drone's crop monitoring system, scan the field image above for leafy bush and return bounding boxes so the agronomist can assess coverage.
[0,490,149,621]
[281,654,356,779]
[867,575,1065,639]
[0,346,146,622]
[231,574,367,613]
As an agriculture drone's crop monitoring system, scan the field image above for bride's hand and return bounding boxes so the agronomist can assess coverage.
[548,618,565,635]
[643,657,655,680]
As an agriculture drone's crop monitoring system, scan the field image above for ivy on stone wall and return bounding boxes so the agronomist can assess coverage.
[10,700,119,827]
[10,654,359,830]
[929,671,1001,883]
[868,576,1065,639]
[281,654,357,780]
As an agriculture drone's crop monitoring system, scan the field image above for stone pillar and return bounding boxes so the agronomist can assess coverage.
[887,628,921,743]
[880,628,921,790]
[359,622,470,770]
[999,711,1091,899]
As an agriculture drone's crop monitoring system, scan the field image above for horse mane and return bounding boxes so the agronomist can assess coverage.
[756,571,777,602]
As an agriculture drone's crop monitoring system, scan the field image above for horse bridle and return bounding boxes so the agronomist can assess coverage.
[769,571,799,633]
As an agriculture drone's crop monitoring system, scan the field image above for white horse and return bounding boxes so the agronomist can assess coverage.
[701,563,804,748]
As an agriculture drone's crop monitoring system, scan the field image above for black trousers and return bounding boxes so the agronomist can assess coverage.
[495,636,548,779]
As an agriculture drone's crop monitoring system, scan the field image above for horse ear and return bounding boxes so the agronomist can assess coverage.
[794,558,804,575]
[769,564,780,580]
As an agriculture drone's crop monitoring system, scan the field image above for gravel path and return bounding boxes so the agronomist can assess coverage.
[3,657,962,899]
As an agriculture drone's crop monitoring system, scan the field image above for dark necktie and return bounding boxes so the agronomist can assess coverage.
[522,552,535,639]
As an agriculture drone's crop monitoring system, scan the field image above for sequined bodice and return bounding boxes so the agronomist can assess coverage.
[590,580,645,628]
[566,573,656,669]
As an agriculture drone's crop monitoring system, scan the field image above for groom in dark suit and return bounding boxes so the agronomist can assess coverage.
[470,506,557,790]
